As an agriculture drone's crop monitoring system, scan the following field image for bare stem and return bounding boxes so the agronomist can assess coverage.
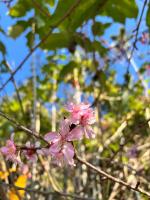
[127,0,149,66]
[0,110,48,144]
[76,155,150,198]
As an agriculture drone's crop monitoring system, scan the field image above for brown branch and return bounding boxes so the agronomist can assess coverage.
[0,110,150,198]
[0,0,81,93]
[0,30,51,92]
[11,145,150,183]
[31,0,51,17]
[127,0,149,67]
[0,184,8,200]
[86,154,149,181]
[0,181,94,200]
[0,110,48,144]
[76,155,150,198]
[5,61,25,117]
[3,157,22,200]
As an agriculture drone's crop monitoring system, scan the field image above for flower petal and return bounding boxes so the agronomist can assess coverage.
[52,152,64,167]
[62,142,75,166]
[67,126,84,141]
[0,147,8,155]
[84,126,95,139]
[44,132,60,142]
[49,141,61,155]
[60,119,70,136]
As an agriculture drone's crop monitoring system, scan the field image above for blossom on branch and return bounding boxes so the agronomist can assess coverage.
[66,102,96,139]
[44,119,75,166]
[43,102,95,166]
[0,102,96,167]
[23,141,41,162]
[66,102,90,124]
[0,139,19,163]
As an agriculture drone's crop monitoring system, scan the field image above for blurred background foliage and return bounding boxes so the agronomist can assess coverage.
[0,0,150,199]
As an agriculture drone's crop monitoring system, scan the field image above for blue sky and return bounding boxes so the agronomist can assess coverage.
[0,0,149,98]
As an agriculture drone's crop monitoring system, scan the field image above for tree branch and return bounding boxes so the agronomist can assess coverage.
[0,0,81,93]
[31,0,51,17]
[127,0,149,66]
[0,181,94,200]
[0,110,150,198]
[5,61,25,117]
[76,155,150,198]
[0,110,47,144]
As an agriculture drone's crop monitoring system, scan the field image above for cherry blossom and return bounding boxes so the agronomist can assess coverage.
[51,143,75,167]
[66,102,95,139]
[1,102,96,167]
[79,107,95,139]
[23,141,41,162]
[44,119,75,166]
[0,139,18,163]
[66,102,90,124]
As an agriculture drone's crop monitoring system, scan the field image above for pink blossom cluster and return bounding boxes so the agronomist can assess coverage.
[43,102,95,166]
[0,102,95,167]
[0,139,18,162]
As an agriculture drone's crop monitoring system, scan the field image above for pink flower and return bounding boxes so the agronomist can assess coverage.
[66,102,90,124]
[44,119,75,166]
[23,141,40,162]
[69,125,95,139]
[66,102,96,139]
[52,143,75,167]
[44,101,96,166]
[80,107,95,125]
[79,107,95,139]
[0,139,18,162]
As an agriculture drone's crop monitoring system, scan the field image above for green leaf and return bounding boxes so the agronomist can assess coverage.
[26,31,34,48]
[48,0,137,31]
[0,27,5,35]
[59,61,78,81]
[0,60,10,73]
[46,0,55,6]
[8,19,33,39]
[9,0,31,17]
[0,42,6,55]
[8,23,25,39]
[101,0,138,23]
[92,40,107,56]
[47,0,76,27]
[75,34,107,56]
[64,0,104,31]
[36,15,46,28]
[47,0,107,31]
[92,22,111,36]
[41,32,72,50]
[146,3,150,30]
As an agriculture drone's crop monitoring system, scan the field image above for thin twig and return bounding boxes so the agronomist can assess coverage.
[31,0,51,17]
[5,61,25,117]
[31,18,37,132]
[76,155,150,198]
[126,49,149,97]
[0,0,81,93]
[0,184,8,200]
[127,0,149,67]
[13,144,150,183]
[0,110,48,144]
[0,0,12,2]
[0,181,95,200]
